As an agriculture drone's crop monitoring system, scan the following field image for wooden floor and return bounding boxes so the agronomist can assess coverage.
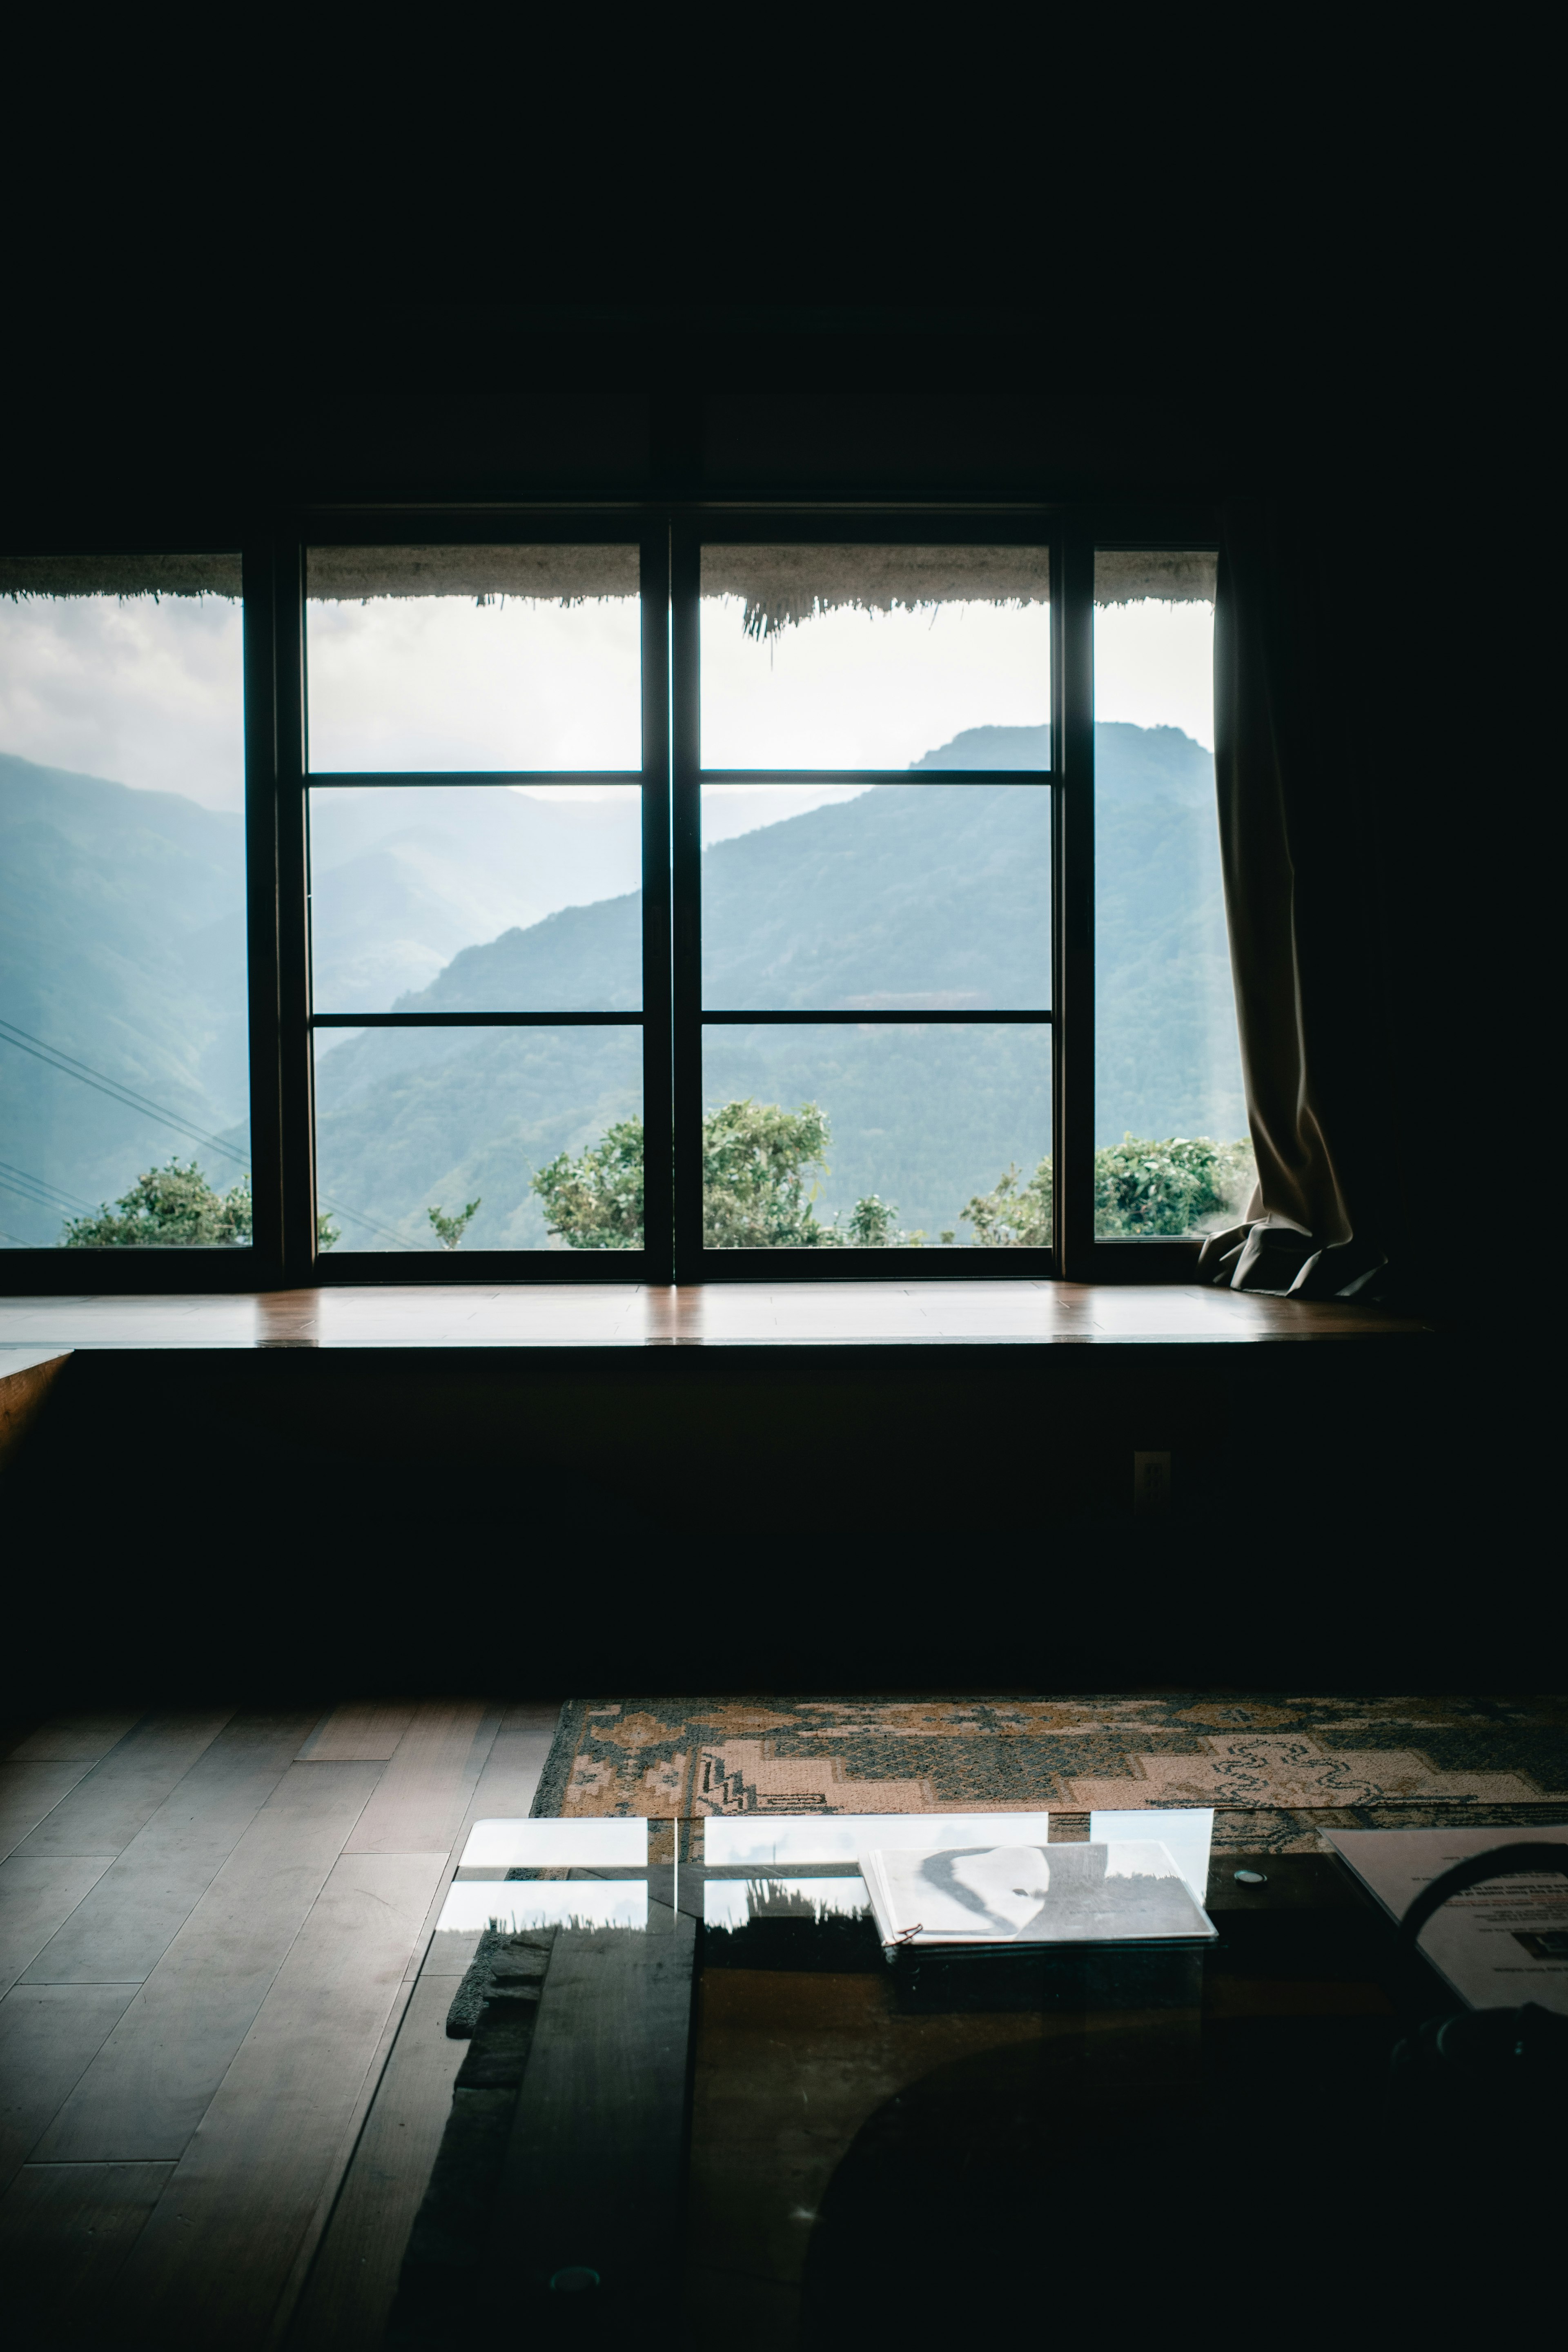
[0,1700,555,2350]
[0,1281,1431,1353]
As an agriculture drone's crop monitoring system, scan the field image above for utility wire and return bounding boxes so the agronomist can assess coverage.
[0,1017,434,1252]
[0,1174,81,1221]
[0,1018,252,1169]
[0,1157,95,1214]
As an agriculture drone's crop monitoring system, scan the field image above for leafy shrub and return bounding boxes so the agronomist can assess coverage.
[1092,1134,1254,1236]
[61,1159,255,1248]
[532,1101,927,1250]
[59,1158,340,1250]
[962,1136,1254,1244]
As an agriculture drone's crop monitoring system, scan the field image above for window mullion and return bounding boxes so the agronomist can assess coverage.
[670,525,704,1281]
[640,521,675,1283]
[1056,523,1096,1280]
[274,516,316,1283]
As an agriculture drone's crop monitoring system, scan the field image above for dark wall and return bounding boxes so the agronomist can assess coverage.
[2,1330,1494,1713]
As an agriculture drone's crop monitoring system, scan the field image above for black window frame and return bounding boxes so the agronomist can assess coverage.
[1,500,1223,1293]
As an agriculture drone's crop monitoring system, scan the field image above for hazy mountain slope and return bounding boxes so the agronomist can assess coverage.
[0,753,248,1238]
[314,719,1241,1245]
[307,785,642,1010]
[2,719,1243,1250]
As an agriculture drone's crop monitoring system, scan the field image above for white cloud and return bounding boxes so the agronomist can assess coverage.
[0,594,245,808]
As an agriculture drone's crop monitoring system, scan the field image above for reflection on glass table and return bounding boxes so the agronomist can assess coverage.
[391,1808,1422,2347]
[435,1878,650,1934]
[705,1811,1056,1864]
[459,1816,650,1869]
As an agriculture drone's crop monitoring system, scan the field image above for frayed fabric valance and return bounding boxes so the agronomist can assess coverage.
[702,545,1052,639]
[2,542,1217,619]
[0,553,243,599]
[305,545,641,603]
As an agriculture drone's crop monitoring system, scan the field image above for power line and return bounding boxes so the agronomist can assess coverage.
[0,1157,94,1214]
[0,1017,433,1252]
[0,1175,78,1222]
[0,1018,252,1169]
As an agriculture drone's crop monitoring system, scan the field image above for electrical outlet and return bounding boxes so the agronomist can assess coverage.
[1133,1450,1172,1515]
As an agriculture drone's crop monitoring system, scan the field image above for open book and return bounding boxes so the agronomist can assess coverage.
[860,1841,1217,1950]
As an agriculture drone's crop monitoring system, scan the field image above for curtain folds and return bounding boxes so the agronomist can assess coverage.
[1198,503,1392,1300]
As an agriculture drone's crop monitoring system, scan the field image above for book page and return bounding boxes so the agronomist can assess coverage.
[861,1842,1215,1947]
[1324,1826,1568,2014]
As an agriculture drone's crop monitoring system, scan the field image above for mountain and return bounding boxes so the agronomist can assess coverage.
[0,753,249,1241]
[2,722,1244,1250]
[307,785,643,1010]
[311,720,1242,1247]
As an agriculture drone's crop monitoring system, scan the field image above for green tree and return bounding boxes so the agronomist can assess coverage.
[532,1100,920,1250]
[60,1158,341,1250]
[61,1159,255,1247]
[699,1099,838,1248]
[532,1119,644,1250]
[960,1157,1053,1247]
[1093,1134,1253,1235]
[960,1135,1254,1244]
[428,1198,482,1250]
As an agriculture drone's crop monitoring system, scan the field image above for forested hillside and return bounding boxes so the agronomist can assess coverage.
[0,753,249,1239]
[2,721,1245,1249]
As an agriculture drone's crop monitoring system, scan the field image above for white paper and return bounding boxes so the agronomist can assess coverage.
[1324,1825,1568,2014]
[458,1817,648,1869]
[706,1811,1051,1866]
[1090,1809,1214,1904]
[860,1841,1216,1948]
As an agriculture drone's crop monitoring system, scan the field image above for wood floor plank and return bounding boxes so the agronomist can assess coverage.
[11,1711,234,1861]
[33,1763,384,2163]
[5,1713,143,1763]
[296,1702,417,1762]
[0,1855,116,1999]
[342,1701,497,1857]
[114,1850,451,2348]
[459,1702,559,1824]
[0,1983,140,2190]
[0,2159,174,2343]
[20,1714,325,1987]
[0,1764,97,1864]
[282,1972,468,2351]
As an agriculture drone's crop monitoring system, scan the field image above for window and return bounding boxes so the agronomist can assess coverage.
[1092,552,1250,1245]
[0,554,251,1254]
[302,540,665,1264]
[680,537,1054,1267]
[1,514,1233,1286]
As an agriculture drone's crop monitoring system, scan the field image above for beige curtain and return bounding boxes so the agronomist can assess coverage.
[1197,503,1391,1299]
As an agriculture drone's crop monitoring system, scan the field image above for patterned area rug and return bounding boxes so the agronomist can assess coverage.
[535,1693,1568,1853]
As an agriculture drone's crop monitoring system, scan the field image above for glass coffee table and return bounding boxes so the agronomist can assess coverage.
[389,1812,1427,2348]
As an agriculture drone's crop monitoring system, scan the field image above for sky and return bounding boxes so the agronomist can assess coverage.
[0,587,1214,823]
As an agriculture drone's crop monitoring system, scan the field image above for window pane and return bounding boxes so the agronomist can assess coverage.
[310,785,643,1012]
[700,1023,1051,1249]
[313,1025,643,1253]
[305,546,641,773]
[0,557,249,1250]
[1093,553,1252,1238]
[700,546,1050,770]
[700,783,1050,1011]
